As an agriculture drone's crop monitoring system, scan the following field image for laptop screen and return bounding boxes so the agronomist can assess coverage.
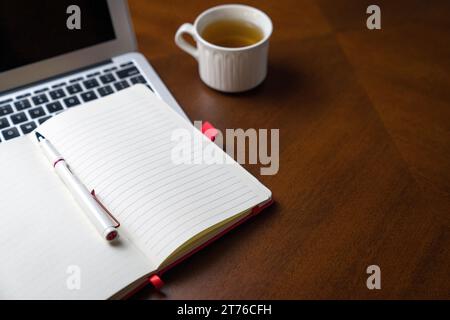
[0,0,116,73]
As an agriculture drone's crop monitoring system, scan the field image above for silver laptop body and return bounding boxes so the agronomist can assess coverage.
[0,0,188,143]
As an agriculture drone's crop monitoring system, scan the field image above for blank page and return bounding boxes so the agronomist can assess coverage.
[0,137,154,299]
[37,85,271,265]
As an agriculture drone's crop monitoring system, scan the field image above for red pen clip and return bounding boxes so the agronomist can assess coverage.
[91,189,121,228]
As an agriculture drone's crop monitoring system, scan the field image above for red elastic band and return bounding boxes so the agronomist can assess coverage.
[201,121,218,142]
[149,274,164,290]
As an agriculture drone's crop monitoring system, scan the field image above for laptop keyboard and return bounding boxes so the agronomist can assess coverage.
[0,61,152,143]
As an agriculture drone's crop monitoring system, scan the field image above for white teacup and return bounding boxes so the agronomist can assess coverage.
[175,4,273,93]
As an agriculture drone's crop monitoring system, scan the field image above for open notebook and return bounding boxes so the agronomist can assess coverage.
[0,85,271,299]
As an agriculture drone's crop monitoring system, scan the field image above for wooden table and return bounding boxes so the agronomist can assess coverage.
[128,0,450,299]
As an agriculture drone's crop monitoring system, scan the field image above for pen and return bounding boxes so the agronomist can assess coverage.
[35,132,119,242]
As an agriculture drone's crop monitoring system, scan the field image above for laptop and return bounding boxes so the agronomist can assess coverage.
[0,0,188,143]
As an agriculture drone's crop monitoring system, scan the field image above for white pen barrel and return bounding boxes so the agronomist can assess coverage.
[39,138,118,241]
[55,164,118,240]
[40,138,63,165]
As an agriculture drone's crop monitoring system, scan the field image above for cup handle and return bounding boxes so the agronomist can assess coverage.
[175,23,199,60]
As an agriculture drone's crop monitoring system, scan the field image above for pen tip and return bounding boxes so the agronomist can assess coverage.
[35,132,45,141]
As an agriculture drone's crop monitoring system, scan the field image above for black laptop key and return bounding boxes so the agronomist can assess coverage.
[20,121,37,134]
[0,98,13,105]
[97,85,114,97]
[32,94,49,105]
[103,66,117,73]
[81,91,98,102]
[49,88,66,100]
[2,127,20,140]
[0,118,10,129]
[114,80,130,91]
[46,101,64,113]
[83,78,100,89]
[116,66,139,79]
[120,62,133,68]
[66,83,83,95]
[14,99,32,111]
[0,104,14,116]
[34,87,49,94]
[63,96,81,108]
[69,77,83,83]
[100,73,116,84]
[130,75,147,85]
[87,72,100,78]
[16,93,31,99]
[38,116,52,124]
[51,82,66,89]
[11,112,28,124]
[29,107,46,119]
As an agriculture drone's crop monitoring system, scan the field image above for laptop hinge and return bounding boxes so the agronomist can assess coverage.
[0,59,113,97]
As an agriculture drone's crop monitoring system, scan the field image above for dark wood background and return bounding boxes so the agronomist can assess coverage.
[128,0,450,299]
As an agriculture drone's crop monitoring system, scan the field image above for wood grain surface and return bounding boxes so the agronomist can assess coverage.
[127,0,450,299]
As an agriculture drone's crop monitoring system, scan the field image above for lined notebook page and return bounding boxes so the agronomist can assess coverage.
[37,85,271,265]
[0,137,154,299]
